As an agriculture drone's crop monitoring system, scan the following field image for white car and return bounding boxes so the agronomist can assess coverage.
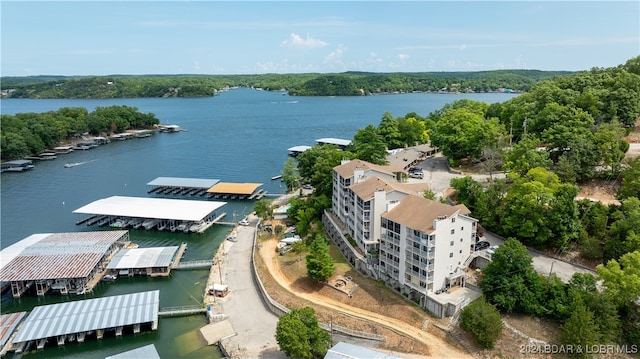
[487,245,499,255]
[239,218,250,226]
[226,235,237,242]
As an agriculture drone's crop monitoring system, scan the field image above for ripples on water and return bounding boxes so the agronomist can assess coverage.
[0,89,517,358]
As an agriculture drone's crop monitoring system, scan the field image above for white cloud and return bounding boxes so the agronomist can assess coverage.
[324,44,347,63]
[459,44,468,51]
[281,33,328,49]
[192,61,201,72]
[398,53,409,60]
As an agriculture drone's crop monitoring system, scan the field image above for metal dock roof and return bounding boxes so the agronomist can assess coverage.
[207,182,262,195]
[146,177,220,188]
[107,246,179,269]
[13,290,159,343]
[1,312,27,348]
[315,138,352,147]
[0,231,128,282]
[106,344,160,359]
[73,196,226,222]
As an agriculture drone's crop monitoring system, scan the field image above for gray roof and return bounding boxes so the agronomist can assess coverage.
[105,344,160,359]
[13,290,159,343]
[107,246,179,269]
[316,138,352,146]
[146,177,220,188]
[325,342,401,359]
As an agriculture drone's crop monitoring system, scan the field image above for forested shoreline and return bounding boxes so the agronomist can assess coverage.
[1,69,571,99]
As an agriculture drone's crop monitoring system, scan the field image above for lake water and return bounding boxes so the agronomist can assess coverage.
[0,89,517,358]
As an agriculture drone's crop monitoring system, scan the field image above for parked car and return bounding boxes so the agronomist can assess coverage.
[239,218,250,226]
[487,245,499,255]
[226,235,237,242]
[473,241,490,251]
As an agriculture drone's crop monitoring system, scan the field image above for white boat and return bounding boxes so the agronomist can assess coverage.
[142,218,159,230]
[101,274,117,282]
[64,162,81,168]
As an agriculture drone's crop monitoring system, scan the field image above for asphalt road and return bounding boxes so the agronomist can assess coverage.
[218,215,286,358]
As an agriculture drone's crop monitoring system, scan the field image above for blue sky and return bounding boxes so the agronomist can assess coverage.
[1,1,638,76]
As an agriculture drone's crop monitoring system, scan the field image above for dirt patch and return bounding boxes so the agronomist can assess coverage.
[254,231,471,357]
[576,178,620,205]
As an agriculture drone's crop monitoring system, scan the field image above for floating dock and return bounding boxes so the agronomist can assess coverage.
[147,177,265,200]
[0,231,129,298]
[9,290,159,352]
[72,196,227,233]
[106,245,180,278]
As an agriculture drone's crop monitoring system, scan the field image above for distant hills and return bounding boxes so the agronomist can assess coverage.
[0,70,574,99]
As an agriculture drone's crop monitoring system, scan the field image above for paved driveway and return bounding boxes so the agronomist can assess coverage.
[483,231,595,282]
[218,216,286,358]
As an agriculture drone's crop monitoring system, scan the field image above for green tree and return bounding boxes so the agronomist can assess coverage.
[481,238,545,315]
[275,307,331,359]
[281,157,301,192]
[296,144,354,197]
[604,197,640,261]
[617,157,640,200]
[502,135,552,176]
[350,125,388,165]
[377,111,403,149]
[502,168,580,249]
[596,250,640,308]
[306,235,335,282]
[459,297,503,349]
[561,297,602,358]
[253,199,273,220]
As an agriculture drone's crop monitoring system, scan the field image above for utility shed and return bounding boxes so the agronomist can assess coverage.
[105,344,160,359]
[12,290,160,351]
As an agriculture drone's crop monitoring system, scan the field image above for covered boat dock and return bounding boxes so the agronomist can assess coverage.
[316,137,352,150]
[206,182,266,200]
[73,196,227,233]
[106,246,180,277]
[147,177,221,197]
[0,231,129,298]
[0,312,27,356]
[10,290,159,352]
[287,145,312,157]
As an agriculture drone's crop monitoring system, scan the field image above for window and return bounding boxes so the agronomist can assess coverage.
[451,217,456,223]
[461,226,464,231]
[451,229,455,234]
[459,250,462,253]
[460,238,463,242]
[449,252,453,258]
[450,240,454,246]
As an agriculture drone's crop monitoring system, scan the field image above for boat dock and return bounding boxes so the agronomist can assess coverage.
[5,291,159,353]
[72,196,227,233]
[0,231,129,298]
[147,177,266,200]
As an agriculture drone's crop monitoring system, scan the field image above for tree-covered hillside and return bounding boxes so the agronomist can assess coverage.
[1,70,571,99]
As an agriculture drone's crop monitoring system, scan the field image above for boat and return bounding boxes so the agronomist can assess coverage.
[101,274,117,282]
[64,162,81,168]
[271,175,282,180]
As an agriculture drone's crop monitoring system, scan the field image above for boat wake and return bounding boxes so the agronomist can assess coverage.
[64,159,97,168]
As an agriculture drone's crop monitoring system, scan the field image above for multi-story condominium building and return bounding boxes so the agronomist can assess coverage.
[379,195,476,304]
[325,157,479,316]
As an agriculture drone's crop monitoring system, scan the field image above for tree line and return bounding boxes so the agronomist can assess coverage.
[1,106,160,160]
[1,69,571,99]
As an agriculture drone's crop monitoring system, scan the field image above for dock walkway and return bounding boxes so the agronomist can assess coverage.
[159,306,207,317]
